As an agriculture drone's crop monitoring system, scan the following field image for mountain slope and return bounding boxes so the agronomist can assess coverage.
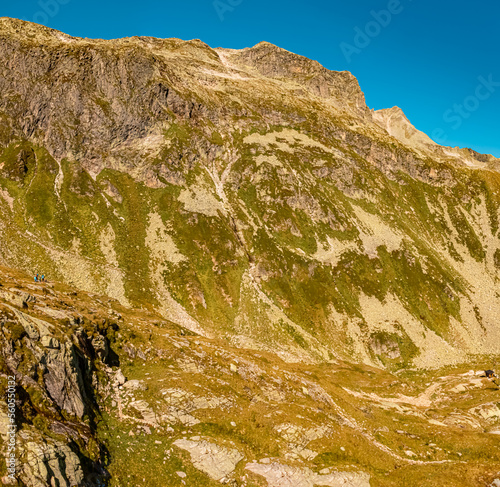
[0,265,499,486]
[0,18,499,371]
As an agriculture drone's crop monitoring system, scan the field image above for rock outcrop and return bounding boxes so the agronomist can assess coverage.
[245,462,371,487]
[22,434,85,487]
[0,280,113,486]
[173,438,244,481]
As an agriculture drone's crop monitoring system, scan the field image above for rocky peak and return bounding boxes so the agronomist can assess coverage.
[0,18,371,177]
[0,17,76,44]
[234,41,325,77]
[232,40,368,112]
[374,106,500,170]
[373,106,437,152]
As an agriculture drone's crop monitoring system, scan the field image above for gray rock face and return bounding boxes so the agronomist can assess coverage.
[5,306,88,418]
[0,295,111,487]
[233,41,369,115]
[22,435,85,487]
[0,18,196,176]
[43,341,86,418]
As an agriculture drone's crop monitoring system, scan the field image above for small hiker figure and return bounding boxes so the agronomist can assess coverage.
[485,370,496,379]
[41,274,45,282]
[35,274,39,283]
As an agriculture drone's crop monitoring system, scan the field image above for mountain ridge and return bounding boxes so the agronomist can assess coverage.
[1,17,498,164]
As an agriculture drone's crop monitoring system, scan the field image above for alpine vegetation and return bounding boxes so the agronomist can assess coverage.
[0,18,499,487]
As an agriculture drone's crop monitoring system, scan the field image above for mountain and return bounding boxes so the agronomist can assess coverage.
[1,17,500,487]
[373,106,499,171]
[0,19,499,376]
[1,266,500,486]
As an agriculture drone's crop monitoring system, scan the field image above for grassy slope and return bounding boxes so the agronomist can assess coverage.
[1,266,499,486]
[0,118,499,369]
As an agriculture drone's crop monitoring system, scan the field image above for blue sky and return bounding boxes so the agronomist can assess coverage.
[3,0,500,156]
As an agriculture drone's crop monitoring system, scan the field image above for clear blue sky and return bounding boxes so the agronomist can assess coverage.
[3,0,500,156]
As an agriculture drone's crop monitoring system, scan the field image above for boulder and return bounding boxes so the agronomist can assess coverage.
[123,379,147,391]
[17,293,36,309]
[115,370,126,386]
[91,334,109,362]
